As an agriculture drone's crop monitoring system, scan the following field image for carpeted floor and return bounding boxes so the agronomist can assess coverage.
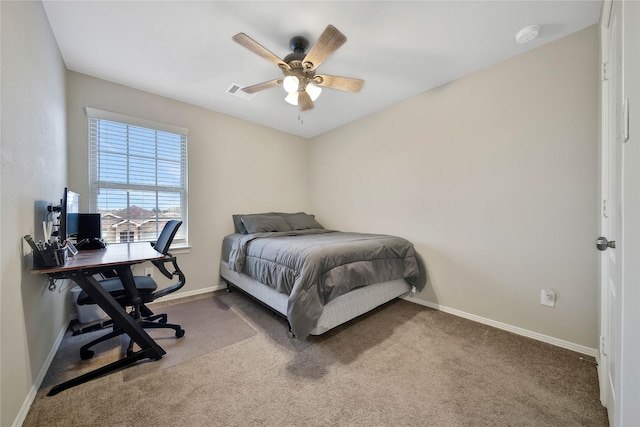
[38,296,256,389]
[24,290,608,426]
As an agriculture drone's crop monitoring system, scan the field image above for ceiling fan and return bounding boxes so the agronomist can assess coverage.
[232,25,364,111]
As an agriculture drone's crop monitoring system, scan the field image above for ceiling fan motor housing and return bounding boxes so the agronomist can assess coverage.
[289,36,309,53]
[284,36,309,64]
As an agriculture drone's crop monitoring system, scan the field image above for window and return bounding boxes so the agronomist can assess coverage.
[119,231,135,243]
[87,108,188,246]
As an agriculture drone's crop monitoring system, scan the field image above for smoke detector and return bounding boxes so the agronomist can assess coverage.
[515,25,540,44]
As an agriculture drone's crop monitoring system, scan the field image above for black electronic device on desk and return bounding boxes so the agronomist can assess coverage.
[76,238,108,250]
[59,187,79,243]
[76,213,106,250]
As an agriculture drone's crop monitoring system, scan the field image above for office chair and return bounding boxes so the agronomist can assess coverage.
[76,220,186,360]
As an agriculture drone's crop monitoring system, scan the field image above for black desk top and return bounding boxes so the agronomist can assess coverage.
[31,242,163,274]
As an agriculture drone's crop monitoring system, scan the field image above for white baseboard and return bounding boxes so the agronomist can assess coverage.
[13,315,73,427]
[402,294,598,358]
[146,284,224,305]
[195,282,598,357]
[73,284,599,358]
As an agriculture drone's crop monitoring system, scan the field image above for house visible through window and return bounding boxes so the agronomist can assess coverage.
[87,107,188,246]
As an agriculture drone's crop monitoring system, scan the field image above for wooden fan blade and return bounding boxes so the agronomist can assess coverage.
[232,33,289,69]
[298,91,314,111]
[242,79,282,94]
[302,25,347,71]
[314,75,364,92]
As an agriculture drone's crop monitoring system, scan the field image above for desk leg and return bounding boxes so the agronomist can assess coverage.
[47,272,165,396]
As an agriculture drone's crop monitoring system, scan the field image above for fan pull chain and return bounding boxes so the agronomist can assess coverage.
[298,109,304,125]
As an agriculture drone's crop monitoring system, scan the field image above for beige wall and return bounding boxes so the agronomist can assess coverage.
[1,1,68,425]
[309,25,599,348]
[66,71,310,296]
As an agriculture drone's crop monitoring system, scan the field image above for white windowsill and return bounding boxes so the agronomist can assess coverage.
[169,245,191,255]
[105,242,191,255]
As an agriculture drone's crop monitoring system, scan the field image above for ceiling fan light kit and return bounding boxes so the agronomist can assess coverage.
[305,83,322,101]
[283,75,300,93]
[232,25,364,112]
[285,92,299,106]
[285,83,322,106]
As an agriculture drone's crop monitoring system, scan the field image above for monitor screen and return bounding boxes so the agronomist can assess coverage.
[60,188,79,240]
[77,213,101,241]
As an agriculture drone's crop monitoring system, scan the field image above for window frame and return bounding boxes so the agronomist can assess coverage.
[86,107,189,247]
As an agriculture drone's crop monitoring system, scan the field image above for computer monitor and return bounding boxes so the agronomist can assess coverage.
[78,213,102,241]
[59,187,79,241]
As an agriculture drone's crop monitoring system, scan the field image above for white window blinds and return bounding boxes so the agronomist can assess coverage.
[87,108,188,245]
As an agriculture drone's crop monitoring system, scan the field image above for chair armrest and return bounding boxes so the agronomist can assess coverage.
[152,256,186,299]
[151,255,176,280]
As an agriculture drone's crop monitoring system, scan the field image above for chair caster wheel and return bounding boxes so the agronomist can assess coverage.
[176,329,185,338]
[80,349,94,360]
[287,331,295,339]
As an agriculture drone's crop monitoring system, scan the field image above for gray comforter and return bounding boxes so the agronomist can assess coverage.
[228,229,425,338]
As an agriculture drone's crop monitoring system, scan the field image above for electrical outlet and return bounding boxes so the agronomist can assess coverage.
[144,267,153,278]
[540,288,556,307]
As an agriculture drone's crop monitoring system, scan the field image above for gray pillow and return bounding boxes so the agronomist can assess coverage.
[233,212,305,234]
[232,212,276,234]
[285,214,324,230]
[241,215,292,233]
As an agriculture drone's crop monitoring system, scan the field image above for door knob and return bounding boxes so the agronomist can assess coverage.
[596,237,616,251]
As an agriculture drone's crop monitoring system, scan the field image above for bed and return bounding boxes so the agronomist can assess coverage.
[219,212,426,339]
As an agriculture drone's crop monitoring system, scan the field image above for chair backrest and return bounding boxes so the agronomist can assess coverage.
[151,220,186,298]
[154,220,182,255]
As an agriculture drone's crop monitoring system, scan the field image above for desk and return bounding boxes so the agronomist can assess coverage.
[32,242,166,396]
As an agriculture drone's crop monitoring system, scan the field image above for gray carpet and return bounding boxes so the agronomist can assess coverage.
[24,291,608,426]
[36,295,256,390]
[122,297,256,381]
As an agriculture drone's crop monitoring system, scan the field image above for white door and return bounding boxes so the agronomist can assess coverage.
[598,1,622,425]
[617,2,640,425]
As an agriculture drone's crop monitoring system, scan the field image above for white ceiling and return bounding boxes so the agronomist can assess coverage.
[42,1,602,139]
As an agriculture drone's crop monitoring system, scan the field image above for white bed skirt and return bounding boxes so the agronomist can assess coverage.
[220,261,411,335]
